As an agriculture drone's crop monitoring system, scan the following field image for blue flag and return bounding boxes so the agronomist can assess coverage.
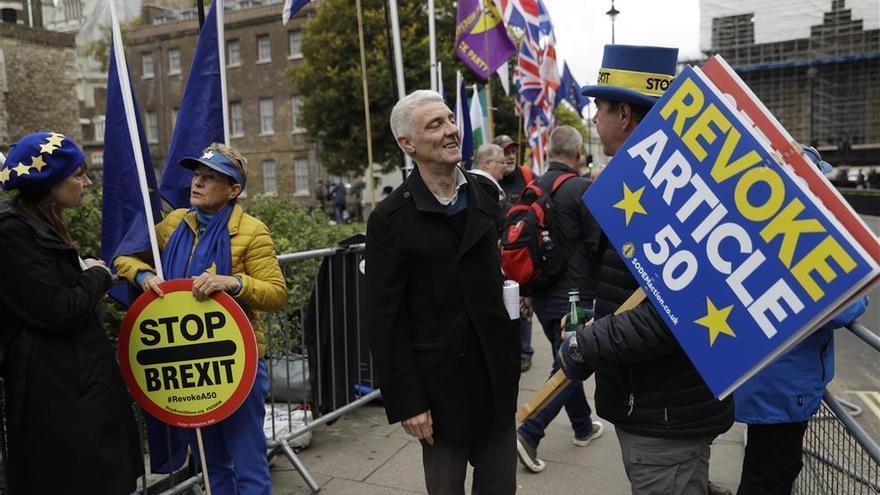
[282,0,312,24]
[555,63,588,113]
[101,45,162,307]
[160,1,225,208]
[455,75,474,170]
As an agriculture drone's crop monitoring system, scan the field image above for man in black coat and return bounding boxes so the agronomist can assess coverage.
[557,45,734,494]
[366,90,520,493]
[515,125,605,473]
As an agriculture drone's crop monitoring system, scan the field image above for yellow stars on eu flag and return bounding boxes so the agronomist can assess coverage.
[694,298,736,347]
[613,183,647,226]
[0,167,10,185]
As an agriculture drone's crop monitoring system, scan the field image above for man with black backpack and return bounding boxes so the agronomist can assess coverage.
[514,125,605,473]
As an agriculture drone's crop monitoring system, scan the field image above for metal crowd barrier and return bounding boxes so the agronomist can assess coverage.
[794,322,880,494]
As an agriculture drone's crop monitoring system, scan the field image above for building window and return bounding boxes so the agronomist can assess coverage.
[295,158,309,195]
[290,95,304,133]
[146,111,159,144]
[257,34,271,63]
[168,48,181,75]
[142,53,154,78]
[227,39,240,67]
[259,98,274,135]
[262,160,277,195]
[91,152,103,168]
[230,101,244,137]
[288,30,302,59]
[94,115,105,142]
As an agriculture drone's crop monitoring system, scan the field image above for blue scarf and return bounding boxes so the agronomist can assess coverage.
[161,203,234,279]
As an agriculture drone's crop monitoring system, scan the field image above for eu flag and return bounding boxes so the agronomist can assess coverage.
[160,0,225,208]
[101,45,162,307]
[555,63,589,114]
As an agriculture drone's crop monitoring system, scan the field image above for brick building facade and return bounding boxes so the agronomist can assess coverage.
[0,21,79,148]
[126,1,324,205]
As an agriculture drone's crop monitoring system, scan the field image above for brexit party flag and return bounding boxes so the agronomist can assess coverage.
[456,0,516,80]
[101,45,162,307]
[582,65,879,398]
[160,0,226,208]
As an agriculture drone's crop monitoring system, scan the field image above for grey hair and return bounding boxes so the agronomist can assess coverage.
[389,90,446,147]
[548,125,583,160]
[473,143,504,170]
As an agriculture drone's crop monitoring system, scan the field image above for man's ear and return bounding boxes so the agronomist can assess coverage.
[619,103,639,132]
[397,136,415,155]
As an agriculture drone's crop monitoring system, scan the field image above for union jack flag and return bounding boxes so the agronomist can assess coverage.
[505,0,560,175]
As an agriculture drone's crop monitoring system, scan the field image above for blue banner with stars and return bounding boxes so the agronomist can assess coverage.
[582,66,878,398]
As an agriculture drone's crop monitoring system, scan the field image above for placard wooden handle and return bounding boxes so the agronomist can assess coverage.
[515,288,647,423]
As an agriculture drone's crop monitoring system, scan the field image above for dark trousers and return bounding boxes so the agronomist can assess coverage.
[737,422,809,495]
[518,294,594,446]
[421,420,517,495]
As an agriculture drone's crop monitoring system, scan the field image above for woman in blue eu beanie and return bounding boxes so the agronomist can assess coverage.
[0,132,144,494]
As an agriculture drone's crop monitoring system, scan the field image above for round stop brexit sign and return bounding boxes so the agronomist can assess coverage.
[118,279,258,428]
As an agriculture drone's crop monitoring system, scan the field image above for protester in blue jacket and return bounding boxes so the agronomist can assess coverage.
[734,146,870,495]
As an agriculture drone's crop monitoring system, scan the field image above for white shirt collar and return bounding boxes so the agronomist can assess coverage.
[468,169,504,200]
[432,166,468,206]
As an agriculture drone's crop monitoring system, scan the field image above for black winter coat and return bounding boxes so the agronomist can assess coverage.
[534,162,602,299]
[366,167,520,444]
[0,202,144,494]
[575,236,734,439]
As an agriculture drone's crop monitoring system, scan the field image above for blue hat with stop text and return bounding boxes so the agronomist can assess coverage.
[581,44,679,108]
[1,131,86,192]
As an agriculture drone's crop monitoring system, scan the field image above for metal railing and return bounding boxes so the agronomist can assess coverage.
[794,322,880,494]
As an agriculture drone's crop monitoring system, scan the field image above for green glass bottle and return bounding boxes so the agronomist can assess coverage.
[565,288,586,334]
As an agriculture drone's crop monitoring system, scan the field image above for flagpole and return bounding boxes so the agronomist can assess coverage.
[428,0,437,92]
[355,0,376,210]
[109,0,164,281]
[437,61,443,96]
[481,1,494,141]
[216,0,230,144]
[387,0,414,175]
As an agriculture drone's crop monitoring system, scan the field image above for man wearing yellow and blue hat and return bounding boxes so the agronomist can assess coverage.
[552,46,735,494]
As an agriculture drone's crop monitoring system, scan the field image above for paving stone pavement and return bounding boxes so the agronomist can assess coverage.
[270,319,745,494]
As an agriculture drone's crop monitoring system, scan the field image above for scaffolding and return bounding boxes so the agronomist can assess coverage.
[707,0,880,158]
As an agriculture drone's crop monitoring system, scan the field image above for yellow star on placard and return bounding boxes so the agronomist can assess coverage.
[12,163,31,177]
[694,298,736,346]
[30,155,47,172]
[0,168,11,184]
[613,183,648,226]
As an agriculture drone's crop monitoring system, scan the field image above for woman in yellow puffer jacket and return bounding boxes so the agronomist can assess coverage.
[115,143,285,495]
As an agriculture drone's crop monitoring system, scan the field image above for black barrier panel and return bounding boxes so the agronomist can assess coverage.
[838,188,880,217]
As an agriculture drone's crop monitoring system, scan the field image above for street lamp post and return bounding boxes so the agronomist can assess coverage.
[606,0,620,44]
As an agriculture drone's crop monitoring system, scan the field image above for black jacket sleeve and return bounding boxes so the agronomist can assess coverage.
[0,218,112,331]
[576,300,681,370]
[364,209,429,423]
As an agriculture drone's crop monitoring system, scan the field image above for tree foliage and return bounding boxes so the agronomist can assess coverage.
[293,0,520,175]
[555,104,589,143]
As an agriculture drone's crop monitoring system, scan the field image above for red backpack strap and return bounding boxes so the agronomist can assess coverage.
[520,166,535,185]
[550,172,577,193]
